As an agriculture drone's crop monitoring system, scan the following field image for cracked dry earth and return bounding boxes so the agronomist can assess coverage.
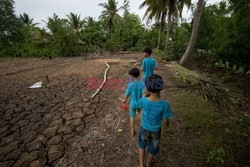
[0,53,183,167]
[0,53,136,167]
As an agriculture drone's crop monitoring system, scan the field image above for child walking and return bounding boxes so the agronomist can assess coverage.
[141,48,157,80]
[122,68,145,137]
[137,74,173,167]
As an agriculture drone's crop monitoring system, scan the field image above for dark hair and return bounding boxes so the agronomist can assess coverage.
[128,68,140,78]
[143,48,152,56]
[145,74,163,93]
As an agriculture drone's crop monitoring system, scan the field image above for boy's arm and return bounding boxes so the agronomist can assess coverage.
[162,103,173,127]
[123,84,131,103]
[122,96,129,103]
[154,59,158,70]
[137,110,142,122]
[163,119,170,127]
[141,60,144,71]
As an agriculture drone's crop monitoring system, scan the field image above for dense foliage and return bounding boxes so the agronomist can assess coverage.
[0,0,249,70]
[195,0,250,68]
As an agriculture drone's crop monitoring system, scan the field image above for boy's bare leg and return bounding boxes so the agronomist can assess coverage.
[139,148,145,167]
[147,153,155,167]
[130,117,135,136]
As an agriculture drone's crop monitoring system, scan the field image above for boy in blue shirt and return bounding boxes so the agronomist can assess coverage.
[137,74,173,167]
[122,68,145,137]
[141,48,157,80]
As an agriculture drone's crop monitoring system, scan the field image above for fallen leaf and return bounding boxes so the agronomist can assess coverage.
[243,112,249,117]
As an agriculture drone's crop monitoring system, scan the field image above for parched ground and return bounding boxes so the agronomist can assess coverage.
[0,53,249,167]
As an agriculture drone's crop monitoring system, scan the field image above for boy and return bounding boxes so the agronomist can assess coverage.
[141,48,157,80]
[122,68,145,137]
[137,74,173,167]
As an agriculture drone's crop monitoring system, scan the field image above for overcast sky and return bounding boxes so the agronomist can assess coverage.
[14,0,222,28]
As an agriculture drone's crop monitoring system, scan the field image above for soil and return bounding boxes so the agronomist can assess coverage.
[0,53,228,167]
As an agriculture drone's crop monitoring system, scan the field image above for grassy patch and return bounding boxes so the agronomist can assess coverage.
[174,90,249,166]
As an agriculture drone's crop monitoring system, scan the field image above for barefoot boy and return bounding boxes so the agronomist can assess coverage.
[137,74,173,167]
[122,68,145,137]
[141,48,157,80]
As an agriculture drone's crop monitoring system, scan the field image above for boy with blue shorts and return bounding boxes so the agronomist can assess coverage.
[122,68,145,137]
[141,48,157,80]
[137,74,173,167]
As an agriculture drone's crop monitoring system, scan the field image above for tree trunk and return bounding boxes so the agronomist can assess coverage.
[179,0,204,66]
[164,12,172,51]
[131,37,133,48]
[157,24,161,50]
[157,12,166,50]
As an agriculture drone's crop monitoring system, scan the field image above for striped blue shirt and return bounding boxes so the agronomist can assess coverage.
[142,57,157,79]
[125,81,145,108]
[137,97,173,132]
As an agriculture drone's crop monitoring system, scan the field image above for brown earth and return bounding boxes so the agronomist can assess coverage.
[0,53,200,167]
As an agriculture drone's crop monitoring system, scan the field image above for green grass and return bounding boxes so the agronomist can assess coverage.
[174,90,249,166]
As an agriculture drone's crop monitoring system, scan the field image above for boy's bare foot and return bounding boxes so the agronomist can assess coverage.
[147,155,157,167]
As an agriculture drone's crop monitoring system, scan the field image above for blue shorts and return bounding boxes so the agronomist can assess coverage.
[138,127,161,155]
[130,106,140,118]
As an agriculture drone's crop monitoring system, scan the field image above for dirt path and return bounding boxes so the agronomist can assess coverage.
[52,55,197,167]
[0,53,198,167]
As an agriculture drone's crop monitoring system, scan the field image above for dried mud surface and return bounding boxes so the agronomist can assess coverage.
[0,53,196,167]
[0,53,137,166]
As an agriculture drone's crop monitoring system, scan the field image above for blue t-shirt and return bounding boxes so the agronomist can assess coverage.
[137,97,173,132]
[142,57,157,79]
[125,81,145,108]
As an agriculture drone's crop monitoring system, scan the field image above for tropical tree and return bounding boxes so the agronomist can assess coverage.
[140,0,191,50]
[19,13,39,42]
[139,0,167,49]
[0,0,23,45]
[179,0,204,66]
[178,0,191,20]
[116,13,144,50]
[66,13,85,36]
[82,17,105,48]
[44,14,66,35]
[20,13,38,26]
[44,14,84,56]
[98,0,123,35]
[123,0,130,15]
[165,0,191,51]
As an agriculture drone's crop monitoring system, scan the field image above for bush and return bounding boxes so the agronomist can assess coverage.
[153,49,174,61]
[104,38,121,52]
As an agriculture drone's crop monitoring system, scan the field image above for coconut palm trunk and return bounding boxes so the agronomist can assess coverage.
[164,12,172,51]
[179,0,204,66]
[157,23,162,50]
[157,12,166,50]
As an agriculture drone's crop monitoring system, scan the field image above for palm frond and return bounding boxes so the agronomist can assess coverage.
[169,62,237,110]
[98,0,122,34]
[20,12,38,26]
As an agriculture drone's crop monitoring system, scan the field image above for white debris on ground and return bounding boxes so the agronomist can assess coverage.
[29,82,42,88]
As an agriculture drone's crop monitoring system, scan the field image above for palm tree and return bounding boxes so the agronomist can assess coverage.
[179,0,204,66]
[178,0,191,20]
[140,0,167,50]
[140,0,191,50]
[66,13,85,36]
[164,0,191,51]
[164,0,176,51]
[20,13,38,26]
[98,0,122,35]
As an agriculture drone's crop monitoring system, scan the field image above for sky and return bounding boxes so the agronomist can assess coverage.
[14,0,223,28]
